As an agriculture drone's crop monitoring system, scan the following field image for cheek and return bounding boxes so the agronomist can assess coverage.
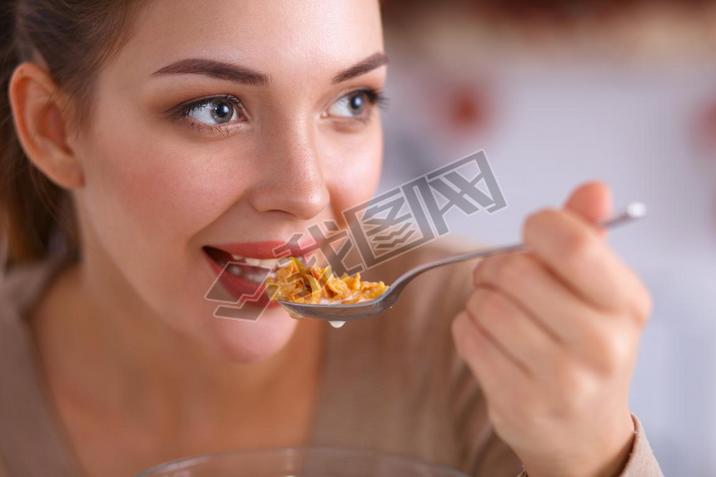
[75,123,301,358]
[80,129,250,254]
[324,120,384,217]
[75,117,255,312]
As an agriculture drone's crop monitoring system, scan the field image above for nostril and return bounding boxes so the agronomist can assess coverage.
[248,181,329,220]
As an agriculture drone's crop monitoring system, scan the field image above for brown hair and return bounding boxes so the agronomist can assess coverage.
[0,0,141,266]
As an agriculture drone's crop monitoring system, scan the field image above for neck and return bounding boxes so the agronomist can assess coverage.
[29,255,326,438]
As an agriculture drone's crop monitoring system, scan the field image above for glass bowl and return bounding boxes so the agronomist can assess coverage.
[135,447,469,477]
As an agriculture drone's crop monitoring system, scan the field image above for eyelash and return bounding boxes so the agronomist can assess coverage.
[170,94,245,135]
[356,87,389,109]
[348,87,390,123]
[169,88,389,134]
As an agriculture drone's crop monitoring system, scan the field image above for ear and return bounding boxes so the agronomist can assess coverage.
[8,61,84,189]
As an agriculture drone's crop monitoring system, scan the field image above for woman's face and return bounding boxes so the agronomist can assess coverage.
[70,0,385,361]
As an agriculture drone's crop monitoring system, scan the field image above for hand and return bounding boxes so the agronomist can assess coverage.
[451,182,652,477]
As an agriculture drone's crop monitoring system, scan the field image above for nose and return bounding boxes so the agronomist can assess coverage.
[247,125,330,221]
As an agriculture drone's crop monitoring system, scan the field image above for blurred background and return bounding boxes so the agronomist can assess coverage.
[378,1,716,475]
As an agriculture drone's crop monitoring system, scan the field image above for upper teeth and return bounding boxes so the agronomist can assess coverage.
[230,255,286,270]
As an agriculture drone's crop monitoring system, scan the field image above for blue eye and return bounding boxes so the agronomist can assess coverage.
[179,96,246,127]
[328,89,386,120]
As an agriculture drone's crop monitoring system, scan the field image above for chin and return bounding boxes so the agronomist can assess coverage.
[208,307,299,363]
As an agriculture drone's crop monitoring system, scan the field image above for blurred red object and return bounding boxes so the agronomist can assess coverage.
[693,99,716,155]
[447,83,492,133]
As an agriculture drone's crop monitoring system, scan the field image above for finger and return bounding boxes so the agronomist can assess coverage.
[563,181,612,239]
[462,304,530,377]
[452,311,530,396]
[522,208,650,317]
[465,285,558,377]
[473,252,604,345]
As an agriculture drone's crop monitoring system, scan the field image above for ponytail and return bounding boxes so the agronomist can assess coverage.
[0,0,66,266]
[0,0,141,267]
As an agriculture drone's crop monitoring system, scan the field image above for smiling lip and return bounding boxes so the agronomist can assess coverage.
[205,240,319,259]
[204,256,279,308]
[202,240,317,309]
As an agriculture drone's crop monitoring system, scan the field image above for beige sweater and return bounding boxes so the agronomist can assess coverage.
[0,238,663,476]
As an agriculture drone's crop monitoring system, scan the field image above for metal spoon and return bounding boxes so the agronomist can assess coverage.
[277,202,647,327]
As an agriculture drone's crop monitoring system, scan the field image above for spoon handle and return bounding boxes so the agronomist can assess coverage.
[388,202,646,293]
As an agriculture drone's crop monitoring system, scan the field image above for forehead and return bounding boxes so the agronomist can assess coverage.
[113,0,384,81]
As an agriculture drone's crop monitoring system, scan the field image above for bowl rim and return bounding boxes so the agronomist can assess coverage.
[135,446,469,477]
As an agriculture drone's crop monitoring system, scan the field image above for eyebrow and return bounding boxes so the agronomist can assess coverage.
[151,52,389,86]
[152,58,269,85]
[332,52,389,83]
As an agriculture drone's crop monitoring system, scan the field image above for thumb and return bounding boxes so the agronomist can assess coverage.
[563,181,613,237]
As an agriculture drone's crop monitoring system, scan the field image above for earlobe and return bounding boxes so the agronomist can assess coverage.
[8,61,85,189]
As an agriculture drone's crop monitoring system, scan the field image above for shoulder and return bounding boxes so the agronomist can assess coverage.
[0,255,64,415]
[0,257,85,477]
[0,257,59,390]
[0,252,73,320]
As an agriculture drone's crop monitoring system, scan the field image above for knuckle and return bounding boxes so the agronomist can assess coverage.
[642,289,654,317]
[632,286,653,328]
[465,291,482,318]
[496,253,533,289]
[523,208,556,241]
[561,230,595,265]
[476,288,510,319]
[552,348,584,382]
[494,259,513,288]
[472,257,491,286]
[591,327,633,376]
[472,264,480,287]
[610,333,634,370]
[552,362,594,414]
